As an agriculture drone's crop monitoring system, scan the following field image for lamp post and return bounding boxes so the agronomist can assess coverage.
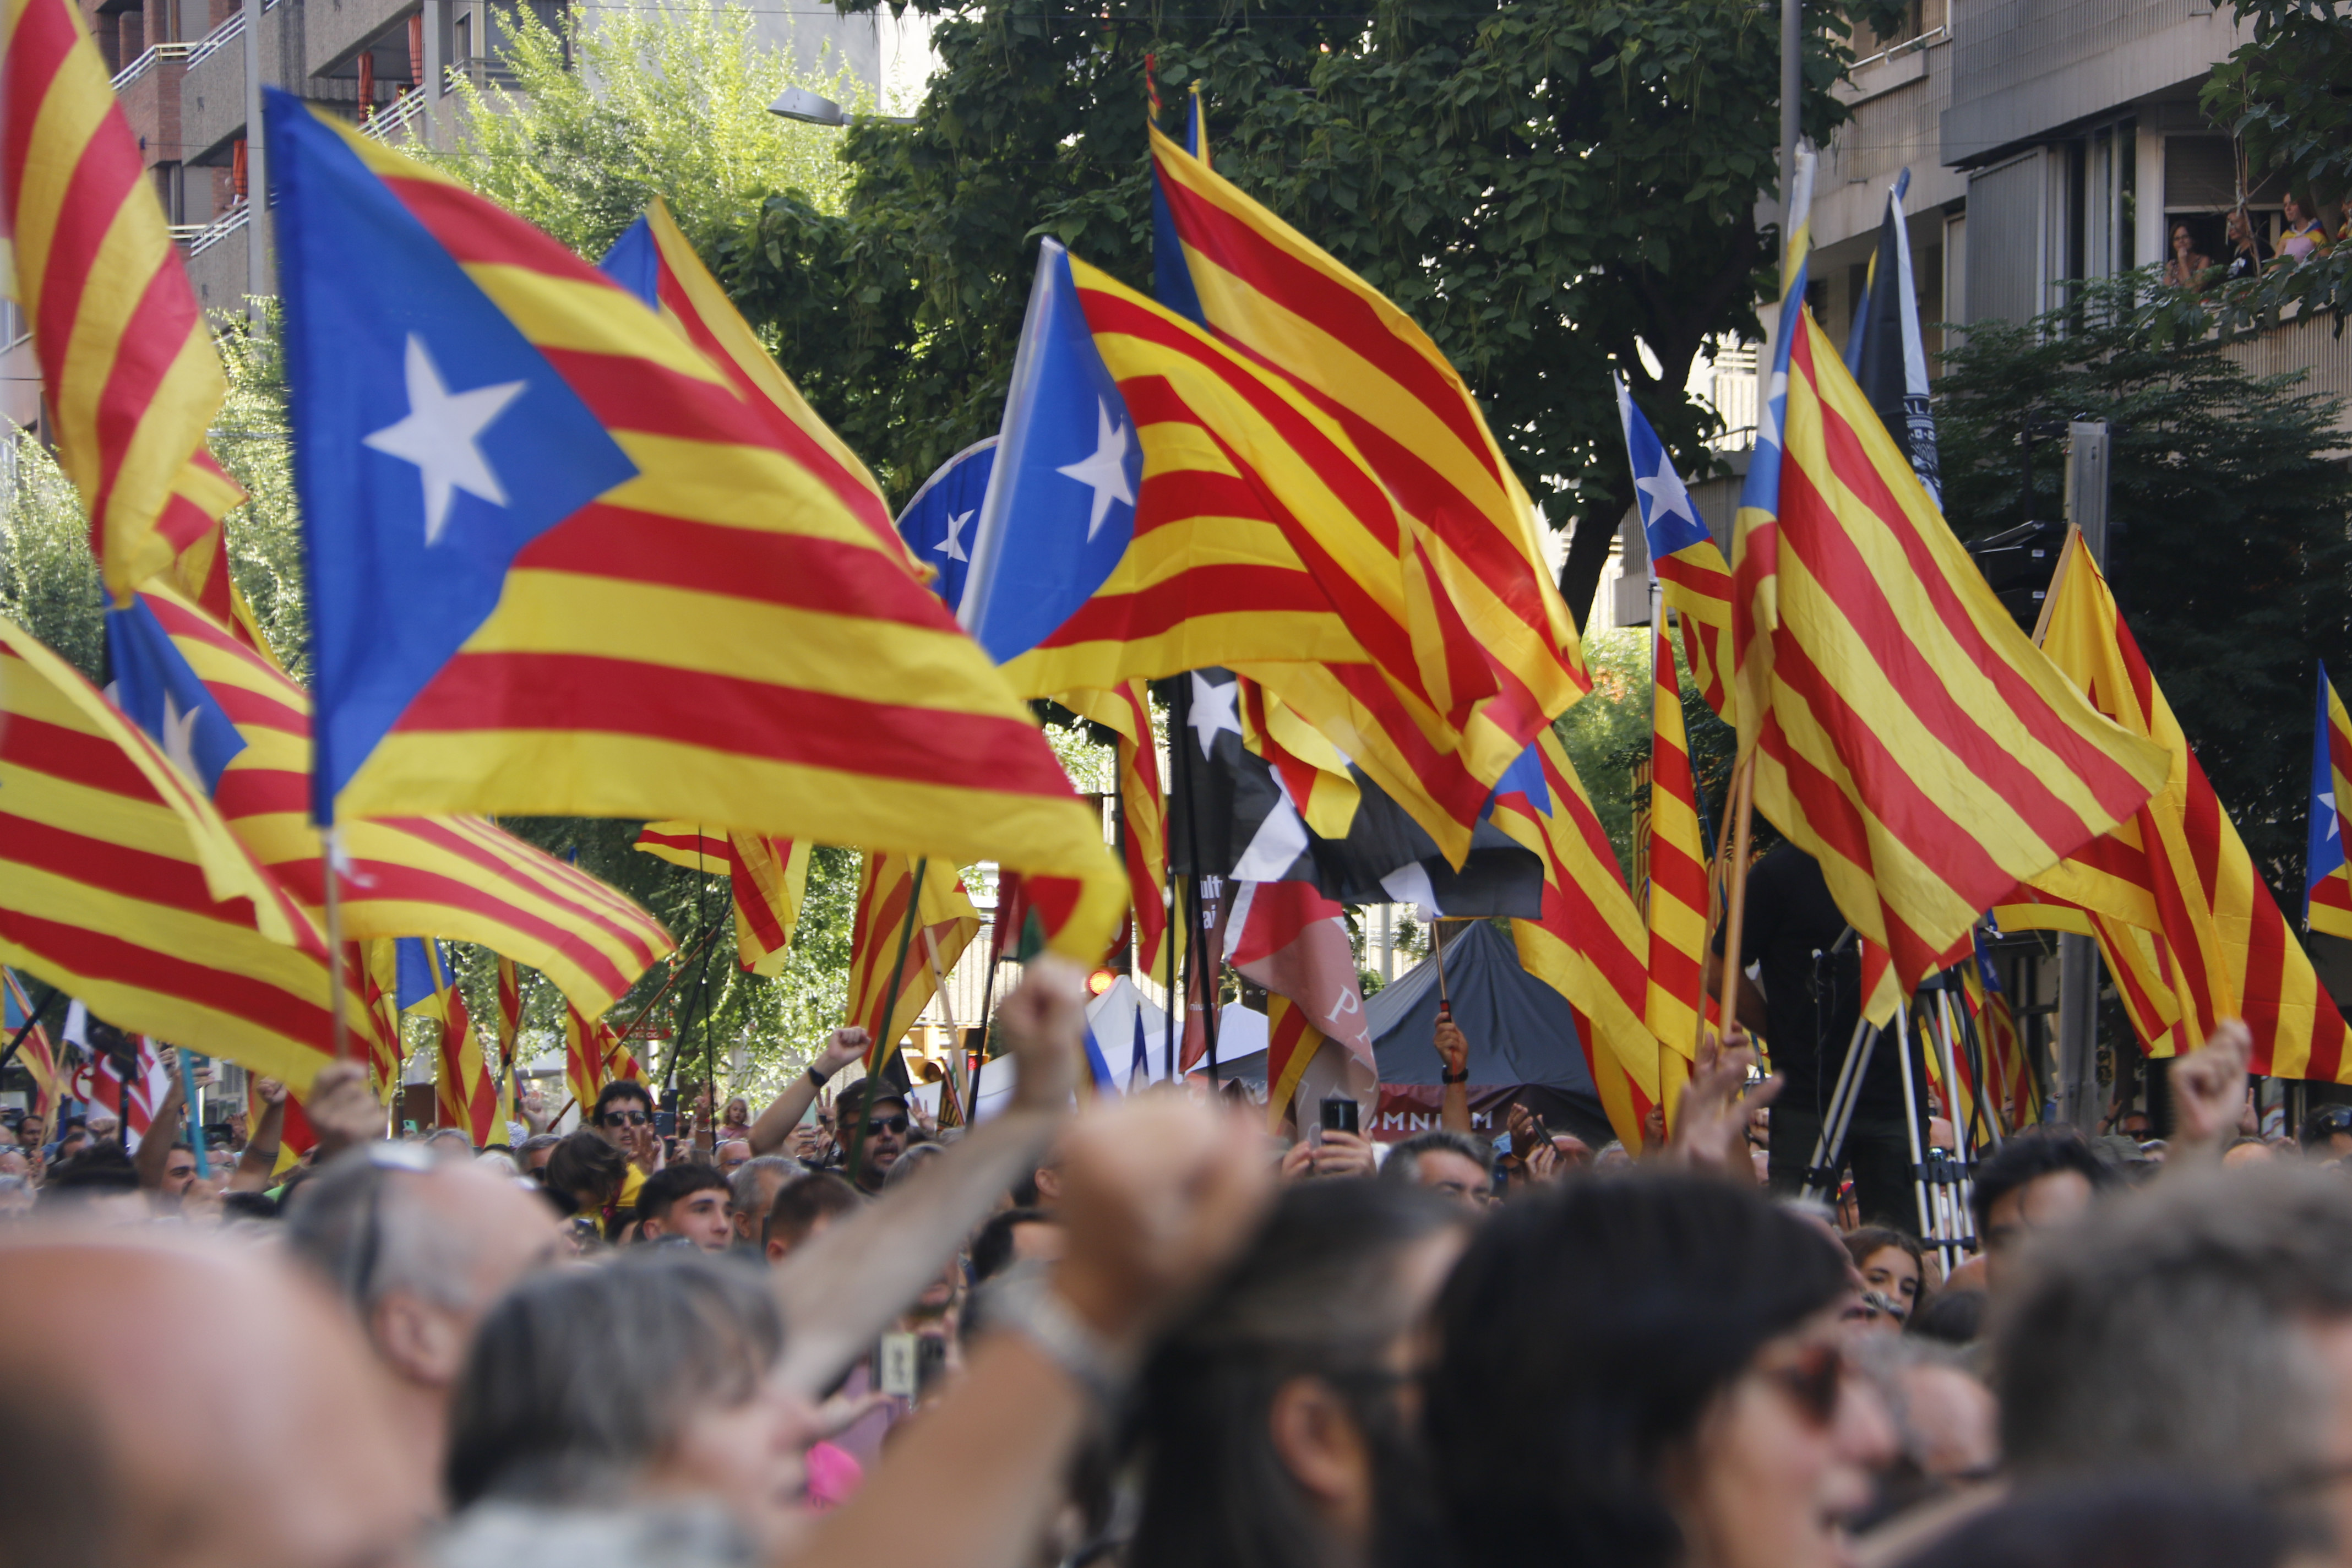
[767,88,914,127]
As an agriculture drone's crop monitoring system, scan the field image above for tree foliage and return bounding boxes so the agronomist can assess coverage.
[2193,0,2352,330]
[722,0,1881,608]
[433,2,859,264]
[1937,272,2352,901]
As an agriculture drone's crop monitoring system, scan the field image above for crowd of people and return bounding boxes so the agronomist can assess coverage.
[3,959,2349,1568]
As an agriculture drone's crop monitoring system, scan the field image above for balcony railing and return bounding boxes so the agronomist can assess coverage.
[1848,23,1948,73]
[110,39,197,91]
[182,204,250,258]
[182,12,243,69]
[360,89,427,143]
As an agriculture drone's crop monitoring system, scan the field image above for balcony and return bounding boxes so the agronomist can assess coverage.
[110,40,197,91]
[2218,308,2352,454]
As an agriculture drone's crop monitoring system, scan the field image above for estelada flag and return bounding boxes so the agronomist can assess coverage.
[1224,878,1376,1130]
[1618,377,1733,725]
[993,244,1538,864]
[0,0,242,597]
[635,823,813,977]
[0,617,352,1094]
[264,94,1123,959]
[1731,287,2166,1021]
[2306,662,2352,941]
[116,585,676,1016]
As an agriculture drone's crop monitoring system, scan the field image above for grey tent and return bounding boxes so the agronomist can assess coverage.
[1366,919,1615,1147]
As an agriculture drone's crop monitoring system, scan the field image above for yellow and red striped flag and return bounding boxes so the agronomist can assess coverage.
[563,999,613,1117]
[128,585,677,1016]
[0,0,236,597]
[1959,939,2037,1133]
[1617,376,1735,725]
[1643,625,1713,1059]
[845,854,980,1081]
[1489,731,1681,1144]
[491,956,523,1137]
[2306,662,2352,941]
[2,969,61,1117]
[1150,126,1588,756]
[2017,533,2352,1080]
[634,823,812,977]
[0,618,348,1095]
[1059,682,1180,979]
[1731,301,2168,1020]
[1000,255,1537,864]
[269,105,1125,963]
[435,980,499,1145]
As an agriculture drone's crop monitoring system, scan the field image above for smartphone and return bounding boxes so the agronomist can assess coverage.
[1320,1096,1359,1136]
[655,1109,677,1137]
[878,1331,919,1400]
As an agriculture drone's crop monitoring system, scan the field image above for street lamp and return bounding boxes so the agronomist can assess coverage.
[768,88,914,126]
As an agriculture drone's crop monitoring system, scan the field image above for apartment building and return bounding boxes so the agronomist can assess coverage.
[0,0,930,433]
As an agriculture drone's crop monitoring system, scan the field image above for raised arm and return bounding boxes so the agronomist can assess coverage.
[787,1093,1271,1568]
[747,1028,870,1157]
[770,963,1081,1398]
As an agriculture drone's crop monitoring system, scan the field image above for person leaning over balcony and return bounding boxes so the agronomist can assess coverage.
[2280,190,2328,262]
[2163,222,2214,289]
[2225,208,2273,280]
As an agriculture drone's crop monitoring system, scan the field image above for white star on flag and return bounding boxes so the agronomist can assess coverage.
[159,691,204,783]
[1055,400,1136,541]
[2326,791,2340,842]
[363,335,527,546]
[1634,448,1698,531]
[936,509,973,564]
[1188,672,1241,759]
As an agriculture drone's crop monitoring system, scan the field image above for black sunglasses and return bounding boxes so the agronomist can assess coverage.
[868,1114,910,1136]
[601,1109,651,1128]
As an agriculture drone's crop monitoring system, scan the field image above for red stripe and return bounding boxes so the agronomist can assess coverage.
[0,807,281,925]
[1037,562,1342,648]
[533,345,792,456]
[86,267,206,530]
[515,503,950,632]
[0,0,81,222]
[385,173,614,288]
[0,907,331,1048]
[395,653,1082,799]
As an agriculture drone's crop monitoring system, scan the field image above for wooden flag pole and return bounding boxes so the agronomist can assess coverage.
[1431,917,1453,1011]
[1716,754,1760,1046]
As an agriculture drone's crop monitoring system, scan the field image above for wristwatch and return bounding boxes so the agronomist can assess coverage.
[987,1275,1134,1413]
[806,1060,832,1087]
[1441,1067,1469,1084]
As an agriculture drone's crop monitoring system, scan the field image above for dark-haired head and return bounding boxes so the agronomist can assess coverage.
[1427,1172,1877,1568]
[1893,1478,2300,1568]
[1128,1177,1468,1568]
[1970,1130,2112,1292]
[446,1250,799,1530]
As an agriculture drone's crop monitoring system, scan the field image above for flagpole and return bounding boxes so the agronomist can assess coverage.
[968,898,1005,1124]
[1170,675,1222,1086]
[848,857,928,1188]
[1717,754,1760,1046]
[323,828,350,1063]
[1162,876,1178,1081]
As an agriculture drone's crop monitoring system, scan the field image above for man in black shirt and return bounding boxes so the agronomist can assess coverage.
[1708,840,1929,1230]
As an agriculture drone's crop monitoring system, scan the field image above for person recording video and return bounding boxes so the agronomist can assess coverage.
[1706,841,1929,1229]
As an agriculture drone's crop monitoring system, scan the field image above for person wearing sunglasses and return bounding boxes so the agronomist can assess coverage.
[592,1080,662,1213]
[1428,1173,1896,1568]
[833,1080,915,1196]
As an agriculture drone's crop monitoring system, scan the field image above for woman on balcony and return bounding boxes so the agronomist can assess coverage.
[2163,223,2215,289]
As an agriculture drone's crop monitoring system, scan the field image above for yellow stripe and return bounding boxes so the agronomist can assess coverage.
[475,568,1039,717]
[463,264,731,388]
[639,200,894,526]
[2,625,298,941]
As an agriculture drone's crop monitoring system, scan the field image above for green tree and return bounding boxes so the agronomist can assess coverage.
[725,0,1887,593]
[433,2,860,264]
[1937,271,2352,902]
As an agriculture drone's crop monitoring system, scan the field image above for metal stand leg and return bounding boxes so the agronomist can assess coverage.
[1895,1002,1941,1260]
[1800,1017,1878,1205]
